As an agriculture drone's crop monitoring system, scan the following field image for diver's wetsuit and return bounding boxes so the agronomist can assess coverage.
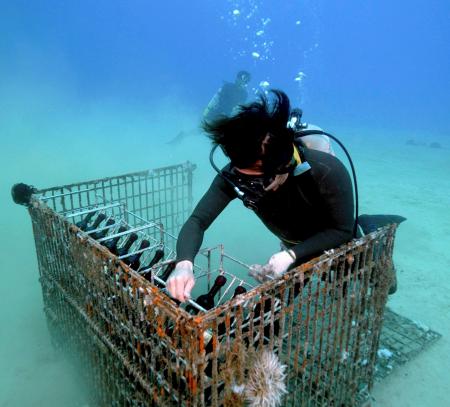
[176,148,354,265]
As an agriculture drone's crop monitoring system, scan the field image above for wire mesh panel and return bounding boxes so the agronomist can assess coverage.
[38,163,195,241]
[18,162,397,407]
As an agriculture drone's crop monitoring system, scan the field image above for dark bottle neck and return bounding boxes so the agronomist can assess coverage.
[138,240,150,251]
[152,261,176,287]
[193,275,227,312]
[148,248,164,268]
[93,219,115,239]
[87,213,106,231]
[159,261,176,282]
[76,211,96,230]
[141,250,166,281]
[206,275,227,299]
[127,240,150,268]
[122,233,138,252]
[233,286,247,297]
[103,226,127,250]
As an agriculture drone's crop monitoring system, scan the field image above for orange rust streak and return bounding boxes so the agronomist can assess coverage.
[157,326,164,337]
[156,317,165,337]
[186,372,194,392]
[198,331,205,353]
[193,316,203,324]
[191,377,197,395]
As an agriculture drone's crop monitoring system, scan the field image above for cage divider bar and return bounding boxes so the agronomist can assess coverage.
[138,173,143,220]
[305,266,323,403]
[326,256,347,403]
[275,284,286,362]
[350,250,370,399]
[332,258,349,405]
[299,270,313,406]
[40,186,97,201]
[365,242,385,392]
[65,202,124,218]
[341,253,358,402]
[282,278,295,378]
[131,175,136,215]
[144,172,150,226]
[69,185,75,213]
[170,170,175,237]
[36,168,153,196]
[357,244,375,392]
[322,257,341,405]
[312,264,332,405]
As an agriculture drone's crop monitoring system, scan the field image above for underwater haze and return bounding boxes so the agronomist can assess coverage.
[1,1,449,406]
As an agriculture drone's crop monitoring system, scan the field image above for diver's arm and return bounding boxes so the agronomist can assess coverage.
[176,174,236,263]
[290,155,354,263]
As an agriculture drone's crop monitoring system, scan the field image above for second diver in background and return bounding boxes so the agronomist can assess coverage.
[166,71,251,145]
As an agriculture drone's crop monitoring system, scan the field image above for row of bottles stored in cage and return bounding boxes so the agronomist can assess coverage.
[75,209,247,314]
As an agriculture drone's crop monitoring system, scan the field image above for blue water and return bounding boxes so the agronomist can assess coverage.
[1,1,449,406]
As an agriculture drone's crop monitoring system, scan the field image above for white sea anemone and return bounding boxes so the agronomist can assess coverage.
[244,349,288,407]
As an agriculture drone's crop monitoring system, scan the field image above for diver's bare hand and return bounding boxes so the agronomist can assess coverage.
[264,173,289,192]
[166,260,195,302]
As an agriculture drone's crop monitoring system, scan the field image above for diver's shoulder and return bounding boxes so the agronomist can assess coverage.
[303,148,340,166]
[302,148,348,178]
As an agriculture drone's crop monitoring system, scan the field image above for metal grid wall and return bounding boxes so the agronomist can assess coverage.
[37,163,195,239]
[25,162,397,406]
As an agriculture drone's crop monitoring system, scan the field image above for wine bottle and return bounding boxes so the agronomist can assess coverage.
[151,261,176,286]
[139,248,165,280]
[125,240,151,270]
[197,275,227,310]
[147,248,165,268]
[204,284,247,377]
[233,285,247,297]
[116,233,138,257]
[91,218,115,240]
[75,211,96,231]
[186,275,227,314]
[211,285,246,339]
[102,225,127,255]
[85,213,106,233]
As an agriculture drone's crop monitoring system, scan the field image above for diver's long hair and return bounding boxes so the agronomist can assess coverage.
[202,90,293,169]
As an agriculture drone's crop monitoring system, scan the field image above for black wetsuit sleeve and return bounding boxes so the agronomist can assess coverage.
[176,174,236,263]
[291,153,355,263]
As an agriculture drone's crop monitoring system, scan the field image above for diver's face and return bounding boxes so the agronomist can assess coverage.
[234,133,271,176]
[237,76,250,87]
[235,133,293,192]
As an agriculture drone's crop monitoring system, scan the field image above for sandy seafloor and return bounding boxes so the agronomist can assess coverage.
[1,108,449,406]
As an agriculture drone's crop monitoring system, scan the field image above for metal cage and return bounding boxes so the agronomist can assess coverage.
[15,162,398,406]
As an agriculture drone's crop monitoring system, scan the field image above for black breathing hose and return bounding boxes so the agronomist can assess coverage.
[295,129,359,237]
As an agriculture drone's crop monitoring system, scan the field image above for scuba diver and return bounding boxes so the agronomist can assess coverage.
[166,70,252,145]
[166,90,404,302]
[203,70,252,122]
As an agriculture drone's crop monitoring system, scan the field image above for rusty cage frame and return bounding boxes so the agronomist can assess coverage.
[17,162,397,406]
